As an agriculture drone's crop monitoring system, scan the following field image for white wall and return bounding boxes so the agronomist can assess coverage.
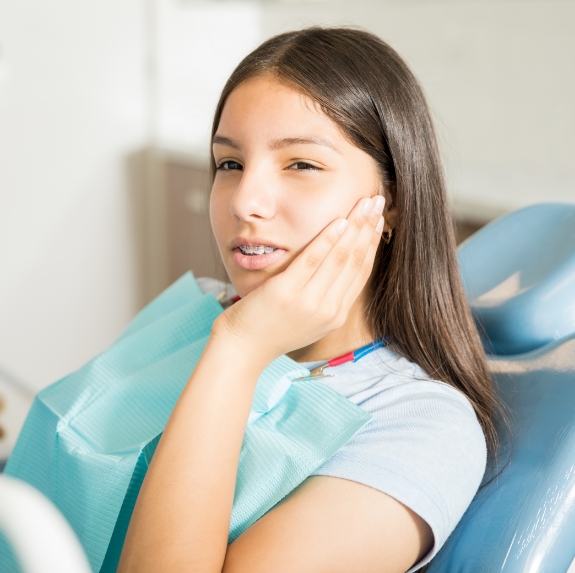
[0,1,148,391]
[155,0,261,152]
[261,0,575,220]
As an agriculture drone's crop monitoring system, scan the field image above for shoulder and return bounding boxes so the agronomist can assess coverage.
[362,375,488,517]
[341,345,487,468]
[326,345,487,476]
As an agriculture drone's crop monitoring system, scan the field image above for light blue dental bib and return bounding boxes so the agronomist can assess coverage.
[4,273,371,573]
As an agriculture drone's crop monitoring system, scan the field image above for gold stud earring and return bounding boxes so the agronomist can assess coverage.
[383,227,394,244]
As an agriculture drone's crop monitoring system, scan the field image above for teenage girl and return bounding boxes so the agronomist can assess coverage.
[118,27,508,573]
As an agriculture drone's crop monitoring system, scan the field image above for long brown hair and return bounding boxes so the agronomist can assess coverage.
[209,27,512,496]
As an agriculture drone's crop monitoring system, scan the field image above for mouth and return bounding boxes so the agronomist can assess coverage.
[231,240,287,270]
[236,244,278,256]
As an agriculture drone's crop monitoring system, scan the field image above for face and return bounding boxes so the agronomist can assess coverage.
[210,74,388,297]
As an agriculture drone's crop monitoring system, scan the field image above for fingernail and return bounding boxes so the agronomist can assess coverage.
[336,219,349,234]
[361,198,373,216]
[373,195,385,215]
[375,216,384,233]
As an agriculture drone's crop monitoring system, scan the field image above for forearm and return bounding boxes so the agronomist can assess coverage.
[117,332,270,573]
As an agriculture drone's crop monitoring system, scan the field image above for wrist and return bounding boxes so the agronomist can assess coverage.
[208,321,279,372]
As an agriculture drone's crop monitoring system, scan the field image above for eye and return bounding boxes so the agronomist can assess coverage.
[216,160,243,171]
[289,161,321,171]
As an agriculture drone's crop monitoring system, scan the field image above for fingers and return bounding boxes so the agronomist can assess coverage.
[324,196,385,309]
[280,216,350,292]
[339,206,384,312]
[303,196,384,306]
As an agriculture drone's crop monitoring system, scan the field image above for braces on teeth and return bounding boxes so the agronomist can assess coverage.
[239,245,277,255]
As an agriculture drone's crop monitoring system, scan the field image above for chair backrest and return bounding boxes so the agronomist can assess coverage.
[427,333,575,572]
[0,475,91,573]
[430,204,575,570]
[458,202,575,355]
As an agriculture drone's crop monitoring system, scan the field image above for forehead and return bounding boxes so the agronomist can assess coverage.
[217,75,343,142]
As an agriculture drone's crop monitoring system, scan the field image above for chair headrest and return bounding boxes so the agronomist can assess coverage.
[458,202,575,355]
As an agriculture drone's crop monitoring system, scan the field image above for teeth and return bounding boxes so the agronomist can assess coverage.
[239,245,277,255]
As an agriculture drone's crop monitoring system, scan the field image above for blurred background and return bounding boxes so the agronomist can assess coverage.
[0,0,574,460]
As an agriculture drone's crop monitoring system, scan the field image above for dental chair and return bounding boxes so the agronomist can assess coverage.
[427,202,575,572]
[458,202,575,355]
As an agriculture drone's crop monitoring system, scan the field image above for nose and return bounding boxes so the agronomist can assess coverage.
[229,167,276,222]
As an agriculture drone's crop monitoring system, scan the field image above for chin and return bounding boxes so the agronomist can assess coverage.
[228,270,273,298]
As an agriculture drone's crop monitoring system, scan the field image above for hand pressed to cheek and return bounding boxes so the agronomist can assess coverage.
[337,195,385,310]
[213,195,385,361]
[312,195,385,320]
[296,197,376,297]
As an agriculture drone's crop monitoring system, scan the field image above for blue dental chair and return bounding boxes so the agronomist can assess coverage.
[427,202,575,572]
[458,203,575,355]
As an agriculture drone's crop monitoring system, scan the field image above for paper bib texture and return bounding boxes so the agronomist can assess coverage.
[5,272,371,573]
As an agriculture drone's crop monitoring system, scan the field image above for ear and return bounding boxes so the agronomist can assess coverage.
[372,187,397,233]
[383,199,398,233]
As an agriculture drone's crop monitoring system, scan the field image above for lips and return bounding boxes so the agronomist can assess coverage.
[230,237,287,271]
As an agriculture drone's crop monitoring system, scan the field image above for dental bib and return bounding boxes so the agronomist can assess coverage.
[4,272,371,573]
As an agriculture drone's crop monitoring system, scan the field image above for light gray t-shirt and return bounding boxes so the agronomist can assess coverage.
[197,278,487,572]
[299,347,487,572]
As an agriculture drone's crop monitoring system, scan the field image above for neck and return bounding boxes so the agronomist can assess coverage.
[286,293,374,363]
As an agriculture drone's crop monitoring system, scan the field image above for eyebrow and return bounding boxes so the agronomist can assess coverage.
[212,134,341,154]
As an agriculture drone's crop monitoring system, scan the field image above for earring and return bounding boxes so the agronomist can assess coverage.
[383,227,394,244]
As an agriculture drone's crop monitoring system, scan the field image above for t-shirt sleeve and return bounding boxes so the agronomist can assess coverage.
[309,380,487,572]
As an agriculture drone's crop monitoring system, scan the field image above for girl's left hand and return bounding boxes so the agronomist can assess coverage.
[212,195,385,364]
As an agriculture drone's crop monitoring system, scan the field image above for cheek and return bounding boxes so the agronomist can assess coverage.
[287,172,361,224]
[280,191,346,250]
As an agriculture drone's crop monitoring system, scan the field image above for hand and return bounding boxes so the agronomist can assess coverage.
[212,195,386,365]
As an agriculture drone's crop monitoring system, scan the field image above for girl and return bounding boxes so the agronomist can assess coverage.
[118,27,508,573]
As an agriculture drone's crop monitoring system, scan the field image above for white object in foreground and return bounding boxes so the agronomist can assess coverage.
[0,474,91,573]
